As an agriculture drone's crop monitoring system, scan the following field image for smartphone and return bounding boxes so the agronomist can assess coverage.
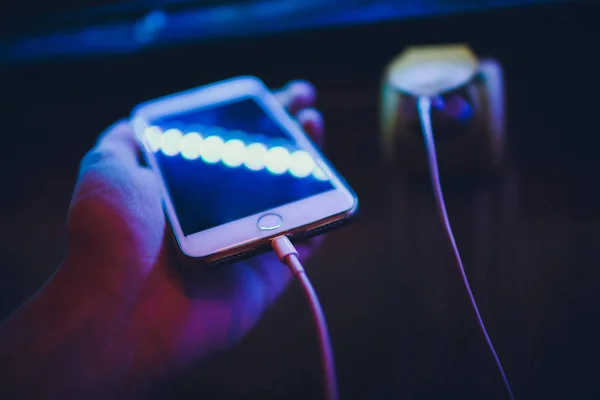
[131,76,358,265]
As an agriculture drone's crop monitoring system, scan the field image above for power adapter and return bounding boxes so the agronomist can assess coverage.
[380,43,505,177]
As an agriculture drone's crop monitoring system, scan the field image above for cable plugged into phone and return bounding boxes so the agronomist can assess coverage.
[417,96,515,400]
[271,236,339,400]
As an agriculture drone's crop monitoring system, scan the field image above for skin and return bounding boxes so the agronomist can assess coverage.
[0,81,326,399]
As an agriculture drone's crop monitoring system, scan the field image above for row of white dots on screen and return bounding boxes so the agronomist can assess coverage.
[144,126,329,180]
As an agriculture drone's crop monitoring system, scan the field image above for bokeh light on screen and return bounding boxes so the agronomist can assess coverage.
[289,150,316,178]
[313,166,328,181]
[180,132,204,160]
[144,126,330,181]
[161,128,183,156]
[244,142,268,171]
[145,126,163,152]
[200,136,225,164]
[222,139,247,167]
[265,146,292,175]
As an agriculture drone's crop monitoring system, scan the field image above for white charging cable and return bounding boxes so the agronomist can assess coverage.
[271,236,339,400]
[417,96,515,399]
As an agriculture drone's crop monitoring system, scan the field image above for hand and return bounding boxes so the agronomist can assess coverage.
[0,81,325,398]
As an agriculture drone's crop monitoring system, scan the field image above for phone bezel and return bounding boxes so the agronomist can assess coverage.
[131,76,357,260]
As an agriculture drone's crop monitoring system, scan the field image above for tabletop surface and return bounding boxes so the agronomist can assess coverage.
[0,3,598,399]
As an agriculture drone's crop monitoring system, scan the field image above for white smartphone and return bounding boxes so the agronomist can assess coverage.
[131,76,358,265]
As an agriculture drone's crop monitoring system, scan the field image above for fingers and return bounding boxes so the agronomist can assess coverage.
[274,80,317,115]
[80,120,140,172]
[274,80,324,149]
[247,253,293,307]
[297,108,324,148]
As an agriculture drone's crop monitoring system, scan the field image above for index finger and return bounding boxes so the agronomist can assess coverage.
[274,80,317,115]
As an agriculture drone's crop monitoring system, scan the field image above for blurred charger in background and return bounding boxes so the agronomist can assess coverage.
[381,43,505,178]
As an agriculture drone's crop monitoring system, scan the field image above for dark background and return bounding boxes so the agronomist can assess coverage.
[1,1,599,398]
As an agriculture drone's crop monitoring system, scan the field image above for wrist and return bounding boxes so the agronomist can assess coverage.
[0,259,154,399]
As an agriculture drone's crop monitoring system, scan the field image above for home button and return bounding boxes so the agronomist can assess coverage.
[257,213,283,231]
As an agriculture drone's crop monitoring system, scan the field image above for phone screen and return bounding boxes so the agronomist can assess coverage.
[143,96,335,236]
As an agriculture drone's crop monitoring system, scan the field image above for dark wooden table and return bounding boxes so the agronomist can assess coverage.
[1,3,598,399]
